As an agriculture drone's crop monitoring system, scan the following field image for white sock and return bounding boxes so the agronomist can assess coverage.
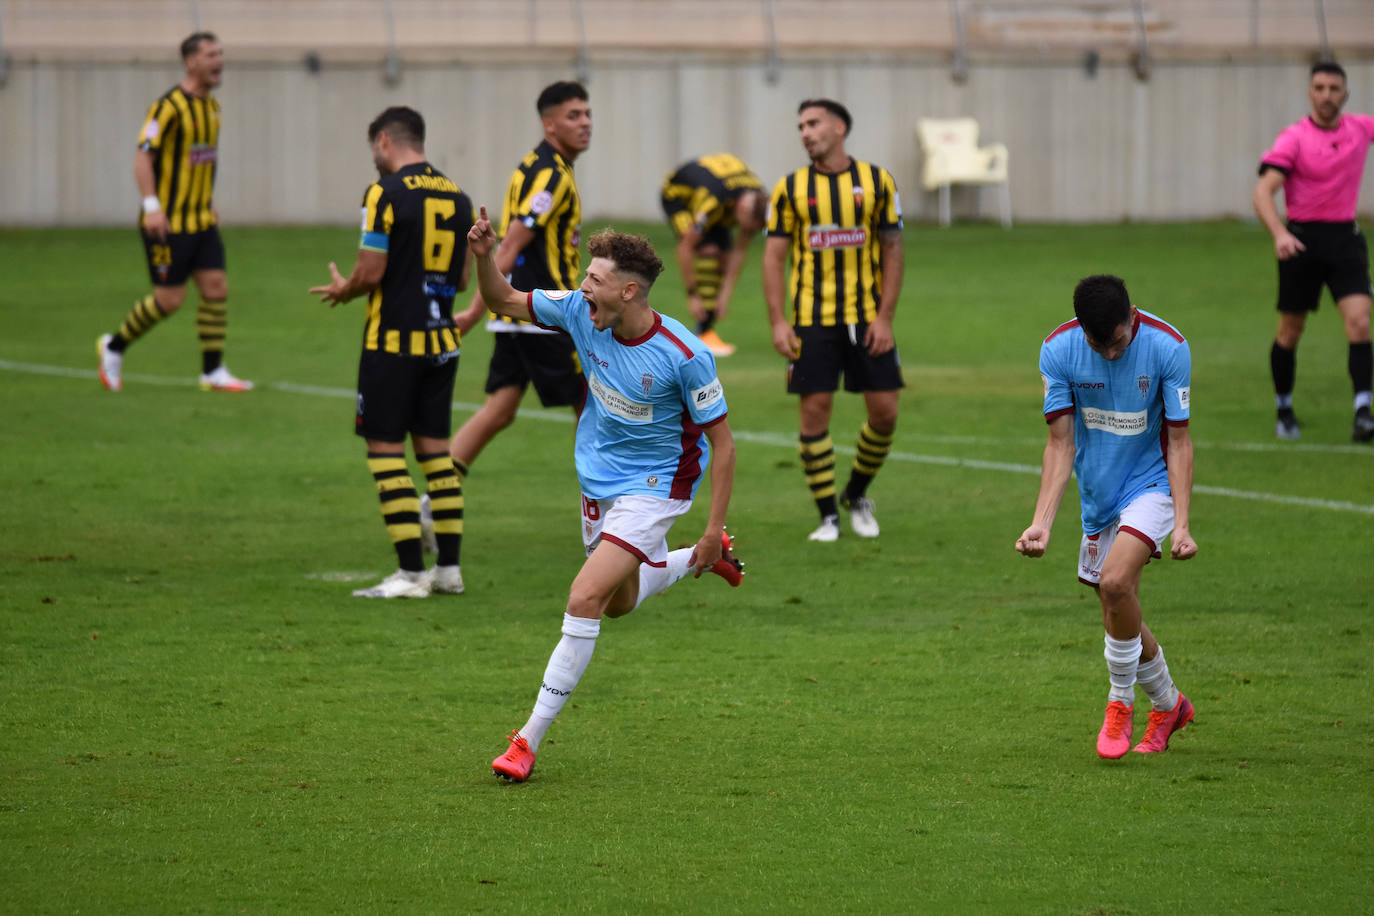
[520,613,600,752]
[1135,647,1180,712]
[1104,634,1141,705]
[1355,391,1372,411]
[631,548,694,611]
[1275,393,1293,409]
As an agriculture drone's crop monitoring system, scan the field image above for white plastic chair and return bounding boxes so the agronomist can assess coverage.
[916,118,1012,228]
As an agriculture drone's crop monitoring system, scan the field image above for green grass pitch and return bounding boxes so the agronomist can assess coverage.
[0,220,1370,914]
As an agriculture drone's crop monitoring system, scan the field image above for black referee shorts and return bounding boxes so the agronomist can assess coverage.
[1276,221,1373,313]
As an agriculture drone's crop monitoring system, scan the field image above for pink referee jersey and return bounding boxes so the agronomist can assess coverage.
[1260,114,1374,222]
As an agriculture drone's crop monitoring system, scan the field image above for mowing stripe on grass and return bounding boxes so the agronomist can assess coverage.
[4,357,1372,515]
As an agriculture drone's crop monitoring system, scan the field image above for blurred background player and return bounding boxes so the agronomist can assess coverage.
[1254,61,1374,442]
[1015,275,1198,759]
[97,32,252,394]
[446,81,590,474]
[763,99,905,542]
[310,106,474,599]
[659,153,767,356]
[463,211,742,782]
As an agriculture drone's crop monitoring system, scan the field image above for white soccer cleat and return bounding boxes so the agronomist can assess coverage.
[844,496,880,538]
[97,334,123,391]
[807,515,840,542]
[200,365,254,392]
[352,569,431,599]
[419,493,437,554]
[427,564,464,594]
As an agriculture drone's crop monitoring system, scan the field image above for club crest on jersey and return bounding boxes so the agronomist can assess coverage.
[641,372,654,396]
[852,186,864,207]
[1137,375,1151,398]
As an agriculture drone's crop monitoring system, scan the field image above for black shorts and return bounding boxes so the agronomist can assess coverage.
[661,195,733,252]
[1276,221,1372,313]
[142,226,226,287]
[355,349,459,442]
[786,323,905,395]
[485,331,584,407]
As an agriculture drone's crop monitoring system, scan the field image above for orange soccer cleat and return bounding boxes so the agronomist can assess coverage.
[1132,694,1195,754]
[709,529,744,587]
[492,731,536,782]
[1096,700,1134,759]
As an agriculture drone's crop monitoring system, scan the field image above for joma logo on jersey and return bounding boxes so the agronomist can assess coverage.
[807,226,867,249]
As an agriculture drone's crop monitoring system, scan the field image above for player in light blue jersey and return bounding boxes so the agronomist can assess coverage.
[463,207,743,781]
[1016,275,1198,760]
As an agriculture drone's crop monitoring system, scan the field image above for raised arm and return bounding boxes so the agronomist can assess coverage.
[1015,413,1076,557]
[468,205,533,320]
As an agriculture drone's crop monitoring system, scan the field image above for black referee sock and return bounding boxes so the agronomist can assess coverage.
[1349,342,1372,399]
[1270,340,1297,401]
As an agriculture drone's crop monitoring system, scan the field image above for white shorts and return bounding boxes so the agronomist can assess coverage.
[1077,490,1173,587]
[580,494,693,567]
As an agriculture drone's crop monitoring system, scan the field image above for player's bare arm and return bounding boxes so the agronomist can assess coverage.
[453,219,532,330]
[689,418,736,577]
[1016,413,1076,557]
[715,231,756,319]
[1253,168,1305,260]
[865,228,904,356]
[763,235,800,358]
[134,149,168,242]
[672,225,709,320]
[468,206,532,319]
[309,249,386,307]
[1165,423,1198,560]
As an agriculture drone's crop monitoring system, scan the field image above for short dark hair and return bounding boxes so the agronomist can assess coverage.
[367,106,426,148]
[1073,275,1133,343]
[587,229,664,288]
[180,32,217,60]
[1311,60,1347,82]
[537,81,589,116]
[798,98,852,134]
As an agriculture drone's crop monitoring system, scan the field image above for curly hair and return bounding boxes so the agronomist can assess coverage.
[587,229,664,288]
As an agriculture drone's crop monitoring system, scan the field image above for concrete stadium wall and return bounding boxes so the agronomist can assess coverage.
[1,56,1372,226]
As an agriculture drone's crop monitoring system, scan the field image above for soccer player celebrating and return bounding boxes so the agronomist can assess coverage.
[1015,275,1198,759]
[1254,61,1374,442]
[310,107,474,599]
[97,32,252,393]
[660,153,768,356]
[464,207,743,782]
[763,99,905,542]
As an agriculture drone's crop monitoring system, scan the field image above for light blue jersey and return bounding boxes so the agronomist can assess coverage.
[529,289,728,500]
[1039,309,1191,534]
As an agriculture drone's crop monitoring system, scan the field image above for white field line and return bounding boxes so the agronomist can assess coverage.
[4,357,1371,515]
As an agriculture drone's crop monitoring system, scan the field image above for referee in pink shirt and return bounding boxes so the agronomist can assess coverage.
[1254,61,1374,443]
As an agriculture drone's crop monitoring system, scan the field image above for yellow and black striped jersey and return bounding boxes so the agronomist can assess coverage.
[766,159,902,327]
[136,86,220,235]
[661,153,763,238]
[358,162,476,357]
[491,139,582,327]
